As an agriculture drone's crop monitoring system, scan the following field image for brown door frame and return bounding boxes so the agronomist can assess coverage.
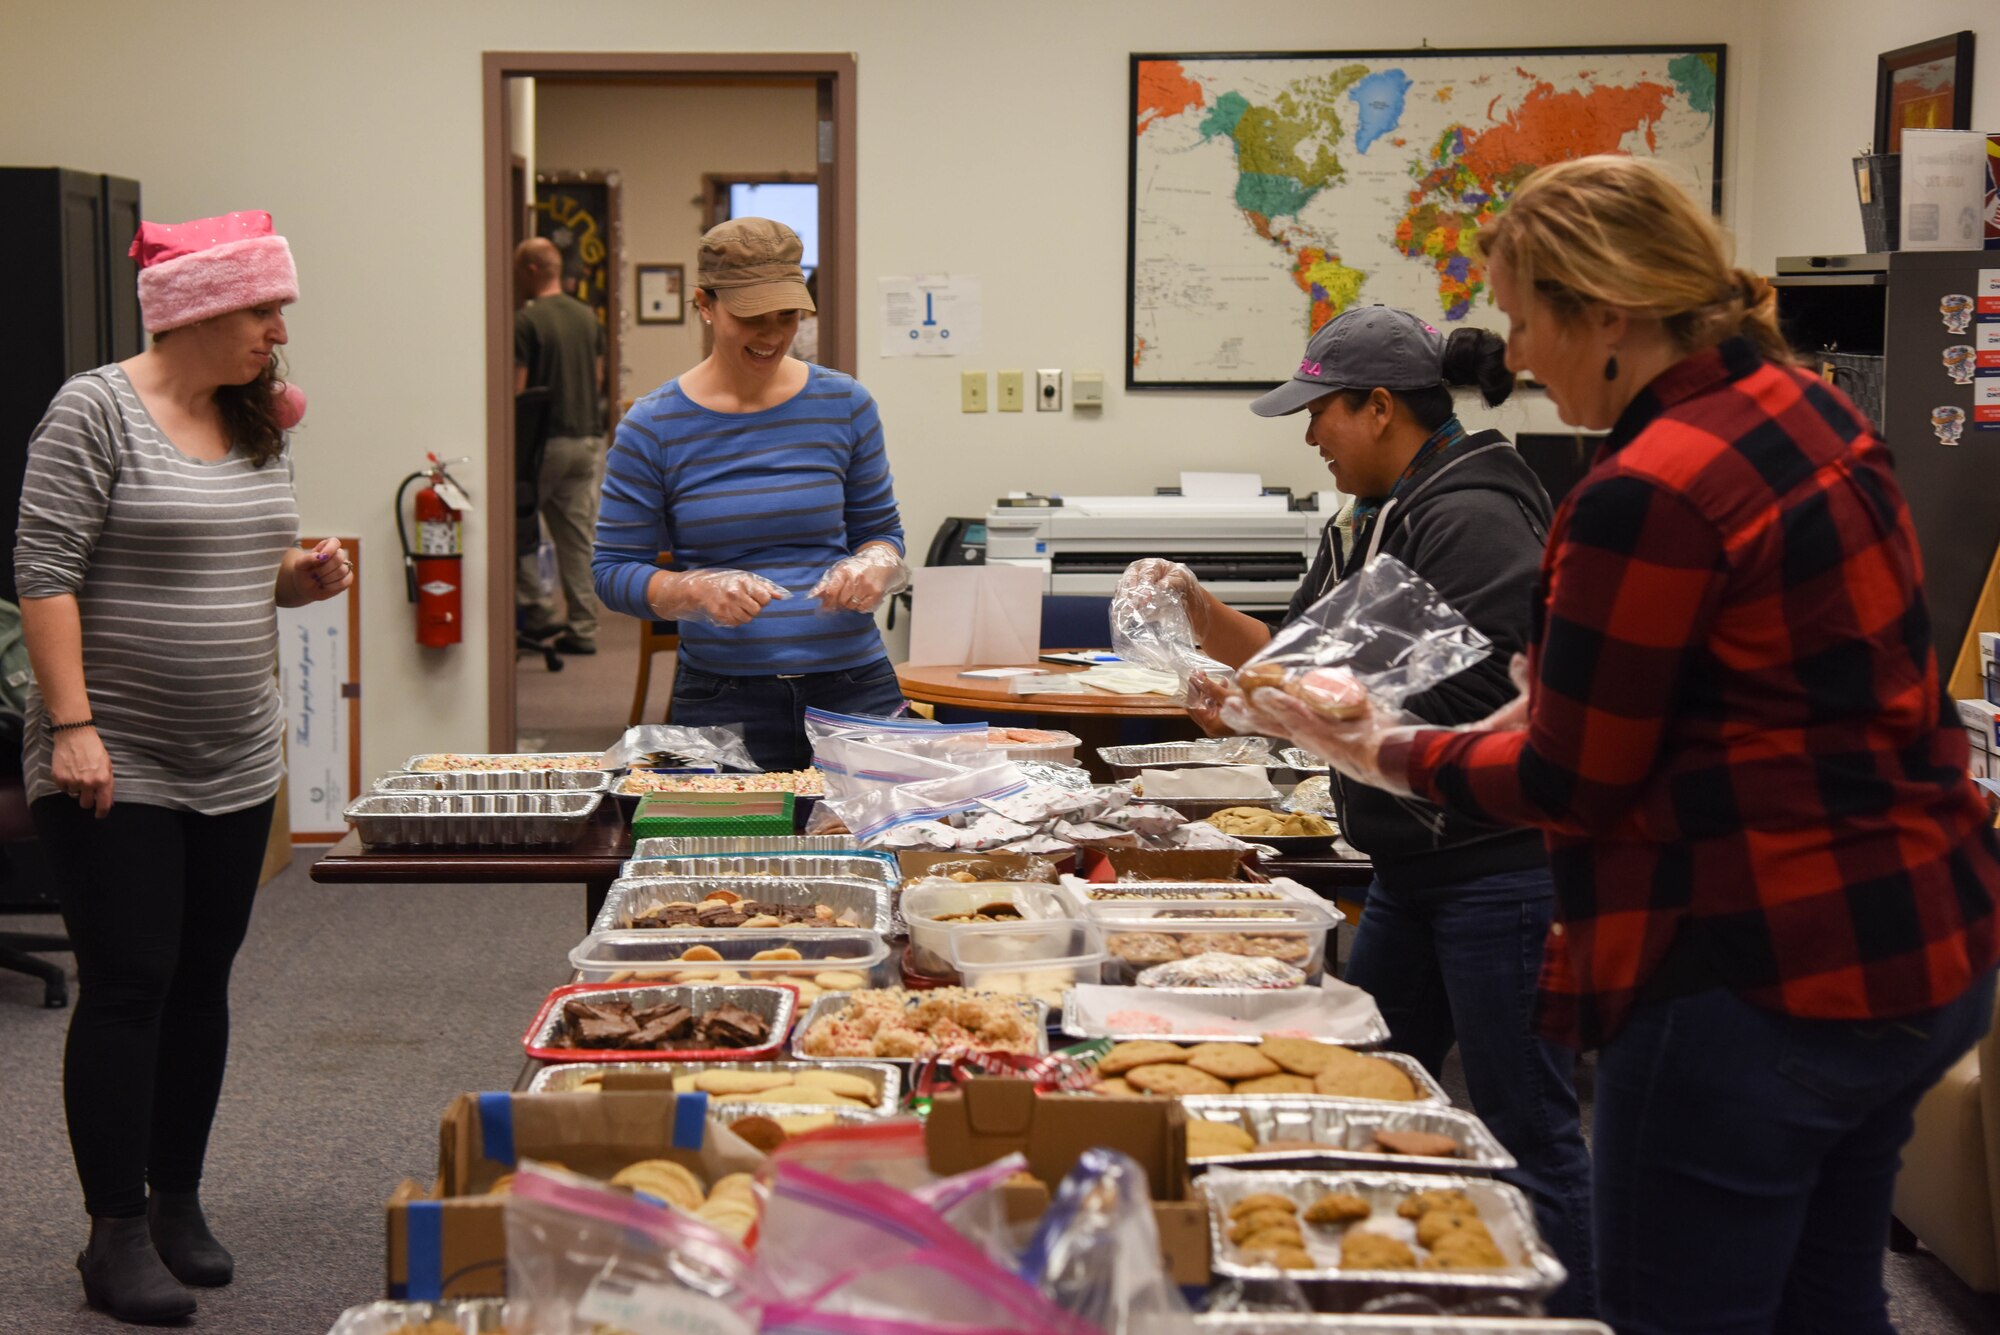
[481,51,857,750]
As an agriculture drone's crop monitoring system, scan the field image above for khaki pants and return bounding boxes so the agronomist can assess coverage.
[516,433,603,642]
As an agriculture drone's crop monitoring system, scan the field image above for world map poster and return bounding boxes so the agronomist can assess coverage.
[1128,47,1724,388]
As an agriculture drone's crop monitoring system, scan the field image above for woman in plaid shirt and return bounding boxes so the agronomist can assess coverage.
[1251,156,2000,1333]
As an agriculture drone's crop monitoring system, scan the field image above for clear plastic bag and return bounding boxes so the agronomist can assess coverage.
[1110,559,1235,700]
[1220,553,1490,733]
[503,1162,751,1335]
[600,725,758,773]
[826,759,1031,844]
[1018,1147,1196,1335]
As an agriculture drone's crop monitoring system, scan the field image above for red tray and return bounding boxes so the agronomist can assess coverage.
[523,980,797,1064]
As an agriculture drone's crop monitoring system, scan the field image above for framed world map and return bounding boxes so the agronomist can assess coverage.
[1127,46,1725,389]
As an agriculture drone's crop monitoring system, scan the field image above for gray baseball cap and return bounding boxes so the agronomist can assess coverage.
[1250,305,1446,417]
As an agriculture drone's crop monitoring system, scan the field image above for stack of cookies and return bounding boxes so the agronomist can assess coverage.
[1091,1036,1420,1101]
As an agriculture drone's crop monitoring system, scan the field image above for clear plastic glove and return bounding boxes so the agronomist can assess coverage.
[647,568,789,627]
[1234,686,1421,798]
[1184,668,1237,737]
[1111,559,1232,701]
[809,544,909,615]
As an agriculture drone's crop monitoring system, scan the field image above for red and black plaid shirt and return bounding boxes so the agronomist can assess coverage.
[1395,337,2000,1049]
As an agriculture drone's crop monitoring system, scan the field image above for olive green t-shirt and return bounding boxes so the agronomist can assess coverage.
[514,292,605,437]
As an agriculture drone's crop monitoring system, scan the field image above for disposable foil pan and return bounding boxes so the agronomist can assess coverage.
[343,790,602,849]
[1083,1038,1447,1105]
[524,983,796,1064]
[525,1057,901,1110]
[789,990,1050,1069]
[1199,1167,1565,1298]
[1179,1096,1513,1173]
[374,769,613,793]
[1193,1316,1612,1333]
[328,1299,510,1335]
[1099,738,1289,778]
[620,853,900,890]
[594,875,894,937]
[635,835,863,857]
[401,751,606,773]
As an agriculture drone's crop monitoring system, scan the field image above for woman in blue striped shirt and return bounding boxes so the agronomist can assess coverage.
[593,219,909,769]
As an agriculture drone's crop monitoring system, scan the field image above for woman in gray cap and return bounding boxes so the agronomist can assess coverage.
[1118,303,1594,1315]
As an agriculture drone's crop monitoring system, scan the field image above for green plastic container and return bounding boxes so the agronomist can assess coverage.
[630,791,795,839]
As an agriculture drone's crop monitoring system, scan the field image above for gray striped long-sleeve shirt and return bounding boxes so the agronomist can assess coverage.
[15,366,300,814]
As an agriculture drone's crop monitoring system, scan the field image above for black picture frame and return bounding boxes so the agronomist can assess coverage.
[1874,32,1976,156]
[635,262,684,325]
[1127,46,1728,391]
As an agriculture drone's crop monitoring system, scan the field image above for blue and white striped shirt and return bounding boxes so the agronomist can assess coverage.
[593,364,904,675]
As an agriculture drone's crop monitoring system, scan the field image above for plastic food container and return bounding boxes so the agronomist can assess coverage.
[1178,1096,1514,1174]
[568,930,894,994]
[525,1057,902,1111]
[946,919,1105,1008]
[342,790,602,850]
[373,768,612,794]
[523,982,796,1064]
[620,852,900,891]
[898,880,1069,976]
[1057,874,1325,913]
[1091,900,1340,985]
[594,874,894,937]
[1198,1167,1567,1301]
[986,728,1082,765]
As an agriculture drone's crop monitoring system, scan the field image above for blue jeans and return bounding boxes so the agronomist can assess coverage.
[1594,968,1998,1334]
[1343,866,1596,1317]
[670,658,908,772]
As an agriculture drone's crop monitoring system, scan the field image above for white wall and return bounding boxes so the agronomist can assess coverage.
[1746,4,1994,268]
[0,0,1770,782]
[535,80,819,402]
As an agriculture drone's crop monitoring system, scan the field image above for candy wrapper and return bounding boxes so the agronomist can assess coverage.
[1051,820,1144,849]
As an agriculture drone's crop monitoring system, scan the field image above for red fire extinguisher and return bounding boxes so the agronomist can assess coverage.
[396,454,473,647]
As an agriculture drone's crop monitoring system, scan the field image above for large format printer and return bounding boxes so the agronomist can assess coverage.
[983,491,1343,617]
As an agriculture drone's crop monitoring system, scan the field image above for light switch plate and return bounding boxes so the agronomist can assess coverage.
[960,370,988,413]
[1036,369,1062,412]
[997,370,1024,412]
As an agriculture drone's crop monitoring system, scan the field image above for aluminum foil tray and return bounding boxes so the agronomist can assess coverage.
[1193,1316,1612,1333]
[328,1299,509,1335]
[374,768,612,793]
[344,790,602,849]
[1199,1167,1565,1298]
[620,853,900,891]
[525,1057,902,1110]
[789,990,1050,1069]
[1099,738,1289,778]
[401,751,607,773]
[569,929,895,990]
[524,983,796,1064]
[1282,748,1327,774]
[594,875,894,937]
[1179,1096,1513,1173]
[1081,1038,1447,1105]
[635,835,863,857]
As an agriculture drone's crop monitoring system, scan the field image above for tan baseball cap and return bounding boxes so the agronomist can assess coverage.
[697,217,815,317]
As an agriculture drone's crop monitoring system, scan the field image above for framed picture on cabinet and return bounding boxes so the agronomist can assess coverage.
[1874,31,1976,155]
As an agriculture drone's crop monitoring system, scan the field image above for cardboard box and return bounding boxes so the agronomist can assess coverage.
[923,1078,1209,1286]
[386,1090,759,1300]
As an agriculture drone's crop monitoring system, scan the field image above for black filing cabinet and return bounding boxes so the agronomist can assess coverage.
[0,167,143,603]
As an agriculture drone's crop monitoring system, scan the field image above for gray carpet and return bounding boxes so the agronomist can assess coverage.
[2,855,1996,1331]
[516,602,667,755]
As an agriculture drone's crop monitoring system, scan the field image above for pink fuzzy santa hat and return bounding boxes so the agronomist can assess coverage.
[129,210,298,334]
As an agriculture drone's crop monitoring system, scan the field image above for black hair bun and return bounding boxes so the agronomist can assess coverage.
[1441,327,1514,407]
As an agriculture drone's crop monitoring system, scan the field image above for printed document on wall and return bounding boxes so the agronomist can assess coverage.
[880,275,981,356]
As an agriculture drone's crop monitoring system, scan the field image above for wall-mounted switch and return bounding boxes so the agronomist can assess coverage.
[997,370,1024,412]
[960,370,988,412]
[1036,369,1062,412]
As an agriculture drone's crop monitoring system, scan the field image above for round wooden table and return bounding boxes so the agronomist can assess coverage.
[895,658,1202,780]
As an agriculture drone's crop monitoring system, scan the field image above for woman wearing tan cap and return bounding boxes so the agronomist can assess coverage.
[593,218,910,767]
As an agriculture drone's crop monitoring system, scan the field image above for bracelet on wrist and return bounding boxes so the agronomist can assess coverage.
[49,718,95,734]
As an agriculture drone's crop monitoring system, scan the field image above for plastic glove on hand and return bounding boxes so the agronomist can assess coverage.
[1239,685,1418,798]
[809,545,910,614]
[652,569,790,627]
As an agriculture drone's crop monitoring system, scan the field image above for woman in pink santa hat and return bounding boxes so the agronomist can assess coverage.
[14,210,351,1323]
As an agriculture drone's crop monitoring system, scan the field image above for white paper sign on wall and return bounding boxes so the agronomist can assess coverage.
[879,274,981,357]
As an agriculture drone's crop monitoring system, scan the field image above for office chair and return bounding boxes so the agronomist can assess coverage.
[0,709,69,1007]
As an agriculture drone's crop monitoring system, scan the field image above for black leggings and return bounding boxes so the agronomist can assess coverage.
[33,795,275,1218]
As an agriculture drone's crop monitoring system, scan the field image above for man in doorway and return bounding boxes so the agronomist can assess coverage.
[515,236,606,654]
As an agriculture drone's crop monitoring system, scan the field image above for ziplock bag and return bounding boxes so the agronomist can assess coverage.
[825,759,1031,844]
[1110,559,1234,700]
[760,1249,1100,1335]
[1019,1148,1194,1335]
[504,1161,751,1335]
[1220,552,1489,731]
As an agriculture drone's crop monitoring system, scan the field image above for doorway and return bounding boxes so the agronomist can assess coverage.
[481,52,858,750]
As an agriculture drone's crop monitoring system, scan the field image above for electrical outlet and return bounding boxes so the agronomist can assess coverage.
[960,370,988,413]
[1036,369,1062,412]
[997,370,1024,412]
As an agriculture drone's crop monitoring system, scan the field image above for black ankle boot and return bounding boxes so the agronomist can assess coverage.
[77,1214,196,1323]
[146,1191,234,1287]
